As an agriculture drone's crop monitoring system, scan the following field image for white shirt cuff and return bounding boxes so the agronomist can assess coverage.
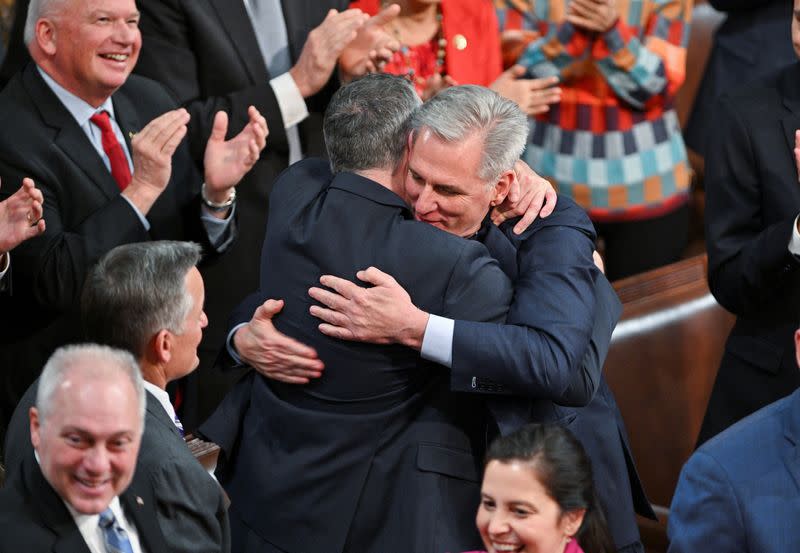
[789,215,800,256]
[0,252,9,281]
[420,314,454,368]
[226,322,249,365]
[120,194,151,231]
[270,72,309,129]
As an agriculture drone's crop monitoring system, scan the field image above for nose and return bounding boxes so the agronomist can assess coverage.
[487,511,511,536]
[112,20,139,44]
[414,185,436,216]
[83,445,110,474]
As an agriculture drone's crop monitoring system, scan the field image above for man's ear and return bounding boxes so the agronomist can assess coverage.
[29,406,41,451]
[35,19,58,56]
[490,169,515,206]
[153,329,173,365]
[794,328,800,369]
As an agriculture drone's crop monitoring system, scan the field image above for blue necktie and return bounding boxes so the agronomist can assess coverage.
[99,508,134,553]
[174,414,185,437]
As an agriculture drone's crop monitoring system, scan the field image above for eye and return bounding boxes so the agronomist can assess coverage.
[512,506,533,517]
[64,433,87,447]
[434,185,459,196]
[109,437,132,451]
[480,498,497,511]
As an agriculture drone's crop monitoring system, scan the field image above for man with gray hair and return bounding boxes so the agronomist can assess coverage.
[204,73,514,553]
[227,83,649,552]
[0,0,268,437]
[0,344,168,553]
[5,241,230,553]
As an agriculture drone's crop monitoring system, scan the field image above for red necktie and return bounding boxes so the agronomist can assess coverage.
[90,111,132,191]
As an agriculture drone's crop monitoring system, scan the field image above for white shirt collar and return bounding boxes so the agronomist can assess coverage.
[36,65,116,127]
[142,380,178,424]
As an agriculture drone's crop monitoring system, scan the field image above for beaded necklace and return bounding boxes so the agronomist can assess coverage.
[387,3,447,88]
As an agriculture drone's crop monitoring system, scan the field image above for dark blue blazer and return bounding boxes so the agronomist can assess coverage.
[699,62,800,445]
[684,0,795,156]
[668,388,800,552]
[459,201,653,551]
[203,158,513,553]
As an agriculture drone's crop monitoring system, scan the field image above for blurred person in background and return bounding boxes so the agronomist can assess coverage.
[495,0,692,281]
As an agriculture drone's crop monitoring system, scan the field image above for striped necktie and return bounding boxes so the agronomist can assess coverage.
[98,507,134,553]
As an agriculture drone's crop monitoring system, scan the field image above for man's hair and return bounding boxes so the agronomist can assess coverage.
[36,343,146,428]
[24,0,68,46]
[324,73,421,174]
[81,241,202,358]
[409,85,528,182]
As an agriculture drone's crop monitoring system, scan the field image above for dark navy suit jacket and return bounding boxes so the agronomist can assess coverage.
[459,201,653,551]
[203,158,513,553]
[699,62,800,445]
[668,388,800,552]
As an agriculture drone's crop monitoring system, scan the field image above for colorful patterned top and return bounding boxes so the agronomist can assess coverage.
[495,0,692,222]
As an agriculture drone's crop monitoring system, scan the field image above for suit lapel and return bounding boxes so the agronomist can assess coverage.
[120,480,164,553]
[779,63,800,154]
[208,0,270,83]
[23,65,119,201]
[782,390,800,492]
[20,454,92,553]
[145,390,184,440]
[111,88,142,156]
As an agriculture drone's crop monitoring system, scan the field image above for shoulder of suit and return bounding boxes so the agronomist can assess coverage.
[117,74,179,111]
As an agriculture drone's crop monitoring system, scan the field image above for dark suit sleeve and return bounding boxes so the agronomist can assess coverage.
[667,450,747,553]
[451,224,600,405]
[704,94,800,317]
[148,461,230,553]
[0,163,149,311]
[441,240,512,324]
[135,0,290,163]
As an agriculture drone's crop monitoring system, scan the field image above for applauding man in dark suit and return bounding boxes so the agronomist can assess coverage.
[0,0,267,434]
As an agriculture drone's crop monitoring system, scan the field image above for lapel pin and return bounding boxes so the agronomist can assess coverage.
[136,496,144,506]
[128,131,137,140]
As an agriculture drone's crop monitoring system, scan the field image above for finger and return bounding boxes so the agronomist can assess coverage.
[160,123,188,156]
[255,298,284,319]
[318,274,361,300]
[308,285,349,310]
[309,305,349,327]
[509,64,527,78]
[270,352,324,372]
[513,186,544,234]
[528,76,560,91]
[794,147,800,183]
[318,323,356,342]
[355,266,395,287]
[368,3,401,27]
[540,185,557,218]
[138,108,189,143]
[210,111,229,143]
[566,14,598,30]
[254,367,314,385]
[29,200,43,221]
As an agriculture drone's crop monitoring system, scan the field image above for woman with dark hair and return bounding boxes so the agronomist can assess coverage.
[467,423,615,553]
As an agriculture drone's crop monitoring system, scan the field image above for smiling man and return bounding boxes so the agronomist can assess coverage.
[0,0,267,438]
[0,344,166,553]
[4,241,230,553]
